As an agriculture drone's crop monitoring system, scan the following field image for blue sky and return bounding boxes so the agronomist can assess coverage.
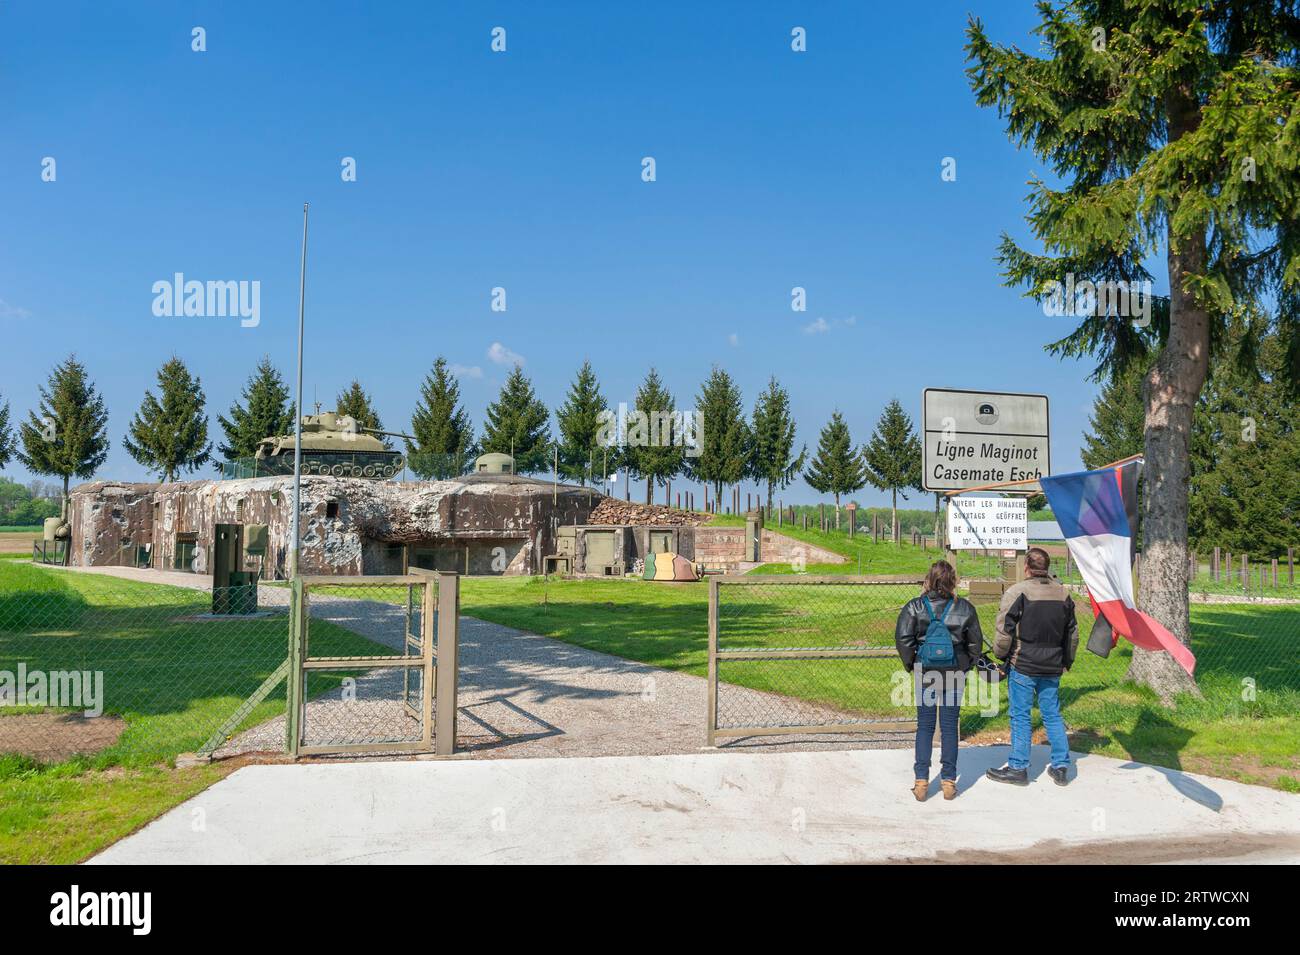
[0,1,1125,505]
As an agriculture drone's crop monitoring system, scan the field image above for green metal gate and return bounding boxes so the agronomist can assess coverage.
[286,572,460,757]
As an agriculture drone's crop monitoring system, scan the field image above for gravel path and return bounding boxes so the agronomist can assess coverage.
[226,596,909,760]
[49,565,909,759]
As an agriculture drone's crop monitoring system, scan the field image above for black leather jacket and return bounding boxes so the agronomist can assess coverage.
[895,591,985,672]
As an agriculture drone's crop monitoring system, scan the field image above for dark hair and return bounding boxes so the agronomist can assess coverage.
[1026,547,1051,576]
[923,560,958,599]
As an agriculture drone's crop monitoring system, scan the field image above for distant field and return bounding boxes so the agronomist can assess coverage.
[0,529,40,555]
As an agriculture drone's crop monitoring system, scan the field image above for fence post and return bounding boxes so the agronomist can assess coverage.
[1212,546,1220,581]
[286,577,306,757]
[434,572,460,756]
[1289,547,1294,584]
[1241,554,1248,592]
[1272,557,1278,589]
[420,579,436,750]
[707,577,719,747]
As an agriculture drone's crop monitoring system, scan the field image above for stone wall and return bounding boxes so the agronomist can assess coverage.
[692,525,847,571]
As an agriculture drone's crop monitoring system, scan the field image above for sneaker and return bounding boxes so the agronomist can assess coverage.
[1048,765,1069,786]
[986,765,1029,785]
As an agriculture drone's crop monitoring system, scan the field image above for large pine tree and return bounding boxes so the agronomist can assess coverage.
[748,376,805,511]
[480,365,551,474]
[0,395,13,470]
[1081,362,1147,470]
[555,361,607,484]
[968,2,1300,697]
[123,357,212,482]
[687,366,749,507]
[336,379,391,449]
[217,357,294,462]
[408,358,475,479]
[18,355,111,501]
[804,410,867,522]
[861,399,922,545]
[1191,331,1300,555]
[625,368,684,504]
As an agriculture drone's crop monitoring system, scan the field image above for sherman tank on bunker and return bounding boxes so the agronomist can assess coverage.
[253,411,405,479]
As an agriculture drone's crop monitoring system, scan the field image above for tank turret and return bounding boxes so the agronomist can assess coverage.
[252,412,405,479]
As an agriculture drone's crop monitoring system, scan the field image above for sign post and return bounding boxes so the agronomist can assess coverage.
[946,496,1029,552]
[922,388,1050,493]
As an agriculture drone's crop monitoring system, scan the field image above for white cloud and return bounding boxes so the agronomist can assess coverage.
[450,364,483,379]
[487,342,525,366]
[803,315,856,335]
[0,299,31,320]
[728,332,740,347]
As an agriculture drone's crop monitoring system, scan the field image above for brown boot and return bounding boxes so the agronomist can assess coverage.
[941,780,958,800]
[912,779,928,802]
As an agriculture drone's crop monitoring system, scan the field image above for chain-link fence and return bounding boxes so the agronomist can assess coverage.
[0,561,459,767]
[708,577,926,742]
[289,575,457,757]
[708,575,1300,743]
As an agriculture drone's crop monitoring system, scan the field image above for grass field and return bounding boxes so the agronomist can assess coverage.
[0,561,391,863]
[3,544,1297,861]
[713,513,1300,599]
[0,529,40,556]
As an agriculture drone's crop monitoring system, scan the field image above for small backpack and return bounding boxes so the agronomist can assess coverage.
[917,595,957,670]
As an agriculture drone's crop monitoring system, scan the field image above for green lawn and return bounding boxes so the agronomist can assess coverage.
[0,561,390,766]
[0,562,391,863]
[0,754,235,864]
[3,558,1296,863]
[722,512,1300,600]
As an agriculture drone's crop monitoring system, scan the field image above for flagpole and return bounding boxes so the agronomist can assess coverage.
[942,452,1145,498]
[288,203,309,579]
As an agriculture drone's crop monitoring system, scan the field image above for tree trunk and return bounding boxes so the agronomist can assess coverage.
[834,493,841,529]
[766,482,774,512]
[891,488,899,545]
[1127,87,1208,701]
[645,477,653,505]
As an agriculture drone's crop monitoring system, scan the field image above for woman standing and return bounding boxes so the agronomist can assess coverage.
[894,560,984,801]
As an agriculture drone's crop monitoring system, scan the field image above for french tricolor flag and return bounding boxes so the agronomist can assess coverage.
[1040,461,1196,677]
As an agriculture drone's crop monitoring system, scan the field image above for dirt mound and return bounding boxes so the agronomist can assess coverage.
[0,712,126,763]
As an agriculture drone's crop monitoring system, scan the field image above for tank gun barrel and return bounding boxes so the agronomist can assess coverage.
[363,427,417,442]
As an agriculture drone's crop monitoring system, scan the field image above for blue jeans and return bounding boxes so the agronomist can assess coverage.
[914,670,962,781]
[1007,667,1069,770]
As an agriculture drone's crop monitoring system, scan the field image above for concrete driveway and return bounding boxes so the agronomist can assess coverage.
[90,746,1300,864]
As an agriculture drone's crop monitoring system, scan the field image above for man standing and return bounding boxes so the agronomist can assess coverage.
[986,547,1078,786]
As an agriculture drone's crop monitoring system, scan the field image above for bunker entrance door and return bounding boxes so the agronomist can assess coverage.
[585,530,616,571]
